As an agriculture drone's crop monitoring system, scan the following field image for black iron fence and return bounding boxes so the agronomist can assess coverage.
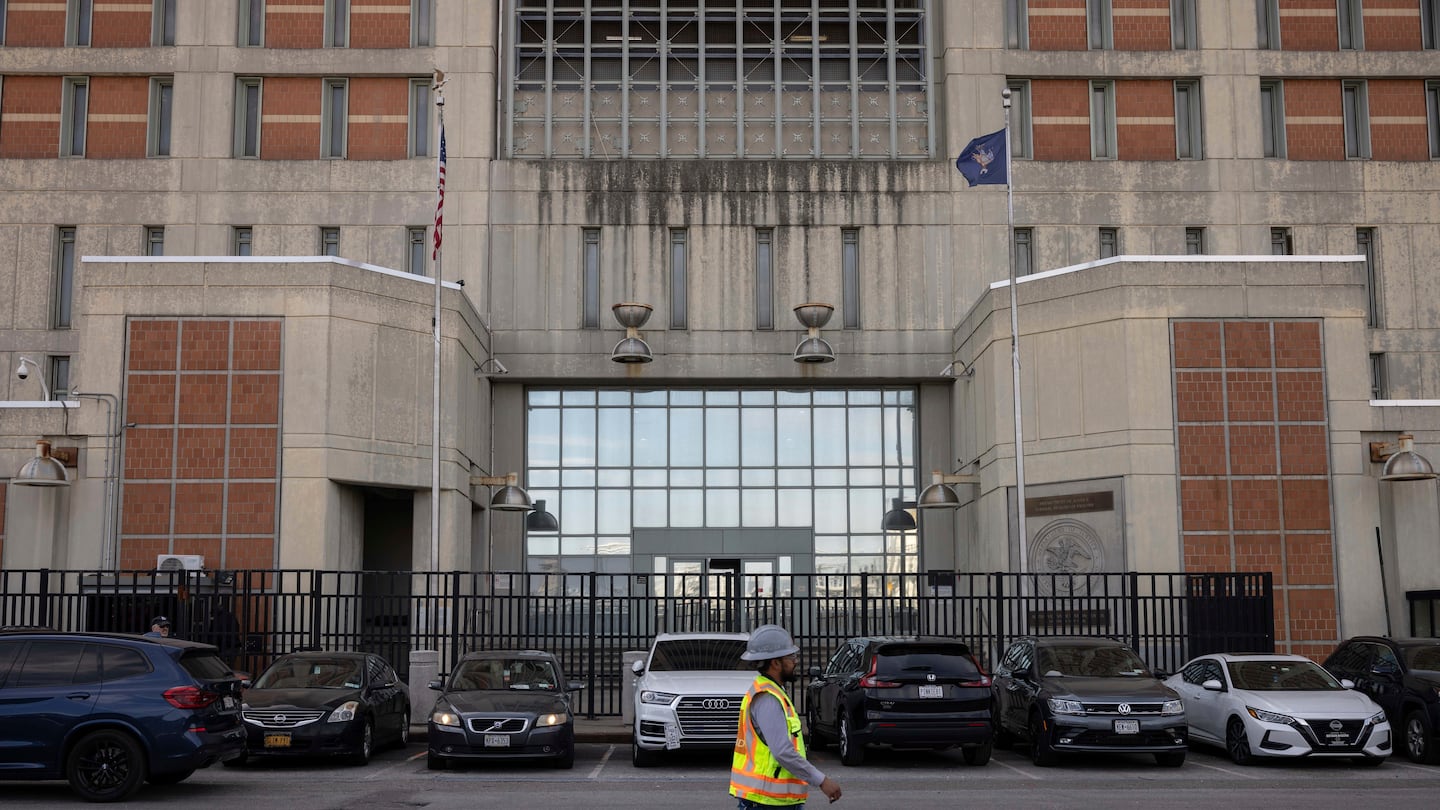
[0,569,1273,717]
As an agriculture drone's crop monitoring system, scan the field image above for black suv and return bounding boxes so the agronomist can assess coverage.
[804,635,994,766]
[991,636,1187,767]
[1323,636,1440,764]
[0,631,245,801]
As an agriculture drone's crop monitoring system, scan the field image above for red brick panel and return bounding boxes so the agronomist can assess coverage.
[91,1,154,48]
[1180,478,1229,531]
[1283,79,1344,161]
[86,76,150,159]
[260,77,321,159]
[1232,479,1281,531]
[181,320,232,370]
[1278,425,1329,474]
[176,428,227,479]
[350,0,411,48]
[1182,534,1231,572]
[1273,321,1321,368]
[226,537,276,569]
[1228,425,1278,475]
[1111,0,1171,51]
[1172,321,1222,368]
[232,376,281,424]
[1275,371,1326,420]
[1362,0,1423,51]
[119,537,170,570]
[178,375,230,424]
[227,483,276,534]
[172,537,224,564]
[1234,534,1283,577]
[1224,321,1274,368]
[229,429,279,478]
[174,484,224,534]
[1285,534,1335,585]
[128,320,179,370]
[1225,371,1276,422]
[265,0,325,48]
[1279,0,1339,50]
[1030,79,1092,160]
[234,321,282,370]
[121,483,171,535]
[127,374,177,424]
[0,75,62,158]
[1027,0,1088,50]
[1116,79,1175,160]
[1175,371,1224,421]
[125,429,175,479]
[1177,425,1227,475]
[2,4,66,46]
[1281,478,1331,530]
[347,77,410,160]
[1287,588,1339,640]
[1367,79,1430,162]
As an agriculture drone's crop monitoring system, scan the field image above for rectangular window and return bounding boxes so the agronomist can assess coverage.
[48,356,70,401]
[233,226,253,256]
[239,0,263,47]
[321,227,340,257]
[54,227,76,328]
[322,79,347,158]
[1013,227,1034,276]
[407,226,427,276]
[153,0,176,45]
[842,229,860,329]
[1008,80,1032,159]
[1006,0,1028,49]
[1357,227,1380,327]
[325,0,348,47]
[1257,0,1280,49]
[1337,0,1363,50]
[1171,0,1197,49]
[670,229,688,330]
[1369,353,1387,399]
[1260,80,1285,158]
[582,228,601,329]
[1185,227,1206,255]
[1090,81,1116,160]
[148,78,172,157]
[1343,80,1370,159]
[146,226,165,256]
[1426,1,1440,49]
[1088,0,1112,49]
[62,78,88,158]
[235,79,261,158]
[410,79,431,157]
[1099,227,1119,259]
[67,0,92,46]
[1429,81,1440,159]
[1270,227,1293,255]
[1174,80,1203,159]
[412,0,433,47]
[755,229,774,331]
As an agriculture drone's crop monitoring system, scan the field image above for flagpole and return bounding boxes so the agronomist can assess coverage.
[1002,87,1029,579]
[430,71,446,573]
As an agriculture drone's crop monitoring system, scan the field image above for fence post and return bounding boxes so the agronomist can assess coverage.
[992,572,1005,662]
[449,570,462,667]
[309,572,322,651]
[587,572,598,720]
[1128,572,1141,655]
[38,568,51,629]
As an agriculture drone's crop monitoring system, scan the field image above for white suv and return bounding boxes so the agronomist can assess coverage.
[630,631,755,766]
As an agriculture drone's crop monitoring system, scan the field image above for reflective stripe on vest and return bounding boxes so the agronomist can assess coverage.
[729,676,808,806]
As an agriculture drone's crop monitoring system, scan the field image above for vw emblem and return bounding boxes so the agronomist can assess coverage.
[926,673,936,682]
[702,698,730,711]
[1329,720,1344,731]
[1117,704,1131,715]
[273,714,287,724]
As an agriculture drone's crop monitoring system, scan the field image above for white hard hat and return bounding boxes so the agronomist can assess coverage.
[741,624,799,661]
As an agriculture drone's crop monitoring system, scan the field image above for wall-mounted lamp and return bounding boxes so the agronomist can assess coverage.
[939,362,975,380]
[13,439,71,487]
[470,472,534,511]
[475,358,509,377]
[611,303,654,364]
[793,303,835,364]
[881,498,917,531]
[917,470,979,509]
[1370,433,1438,482]
[525,499,560,532]
[15,356,50,400]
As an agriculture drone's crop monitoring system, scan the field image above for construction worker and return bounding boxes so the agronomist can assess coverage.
[731,624,842,808]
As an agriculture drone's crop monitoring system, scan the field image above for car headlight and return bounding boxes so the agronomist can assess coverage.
[1162,700,1184,716]
[1246,706,1295,725]
[328,700,360,723]
[640,690,678,705]
[431,709,462,727]
[536,712,569,727]
[1368,710,1387,725]
[1047,698,1085,716]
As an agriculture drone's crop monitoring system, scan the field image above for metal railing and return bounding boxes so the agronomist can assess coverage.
[0,569,1273,717]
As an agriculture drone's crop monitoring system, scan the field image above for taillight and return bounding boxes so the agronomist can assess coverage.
[960,655,992,687]
[164,686,219,709]
[858,657,900,689]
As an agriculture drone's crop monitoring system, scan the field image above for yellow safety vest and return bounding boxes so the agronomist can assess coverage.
[729,676,809,806]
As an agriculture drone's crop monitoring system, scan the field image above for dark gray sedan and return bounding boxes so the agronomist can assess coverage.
[426,649,583,769]
[991,636,1188,767]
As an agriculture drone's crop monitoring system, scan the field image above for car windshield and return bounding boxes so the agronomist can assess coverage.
[450,658,560,691]
[1227,660,1341,691]
[1404,644,1440,672]
[254,657,363,689]
[648,638,750,672]
[1038,645,1149,677]
[874,644,980,680]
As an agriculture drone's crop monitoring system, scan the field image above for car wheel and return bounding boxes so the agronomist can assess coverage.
[1226,718,1253,766]
[1154,751,1186,768]
[962,742,992,766]
[806,706,828,750]
[147,768,195,785]
[631,733,658,767]
[395,710,411,749]
[1404,708,1439,765]
[350,719,374,766]
[838,713,865,766]
[66,729,147,802]
[555,739,575,770]
[1029,713,1056,767]
[426,752,447,771]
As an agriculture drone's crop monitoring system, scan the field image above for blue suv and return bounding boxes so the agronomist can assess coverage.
[0,631,246,802]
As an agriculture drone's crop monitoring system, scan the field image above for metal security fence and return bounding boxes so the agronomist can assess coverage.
[0,569,1272,718]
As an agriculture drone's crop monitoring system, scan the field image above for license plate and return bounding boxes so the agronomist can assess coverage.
[263,733,291,748]
[664,723,681,750]
[918,685,944,699]
[1114,720,1140,735]
[1326,733,1349,746]
[484,734,510,748]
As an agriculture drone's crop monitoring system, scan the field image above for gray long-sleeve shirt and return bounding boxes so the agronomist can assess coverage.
[748,684,827,788]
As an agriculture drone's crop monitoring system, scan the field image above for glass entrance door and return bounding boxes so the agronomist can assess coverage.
[665,557,777,632]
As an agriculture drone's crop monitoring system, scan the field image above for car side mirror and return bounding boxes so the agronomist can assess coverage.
[428,679,444,691]
[631,660,645,675]
[808,666,822,678]
[1201,679,1223,692]
[1015,667,1033,681]
[240,678,252,689]
[1340,678,1356,690]
[567,681,586,692]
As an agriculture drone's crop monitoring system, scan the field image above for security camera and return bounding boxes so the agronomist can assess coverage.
[15,363,28,381]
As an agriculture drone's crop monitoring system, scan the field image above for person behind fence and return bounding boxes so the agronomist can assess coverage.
[206,599,241,663]
[731,624,842,808]
[143,616,171,638]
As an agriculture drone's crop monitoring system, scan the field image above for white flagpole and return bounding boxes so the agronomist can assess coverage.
[1002,87,1029,578]
[430,71,447,573]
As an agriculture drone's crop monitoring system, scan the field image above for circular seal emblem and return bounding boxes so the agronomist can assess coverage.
[1028,518,1105,596]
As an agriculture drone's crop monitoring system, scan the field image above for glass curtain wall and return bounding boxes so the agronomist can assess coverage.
[525,387,917,575]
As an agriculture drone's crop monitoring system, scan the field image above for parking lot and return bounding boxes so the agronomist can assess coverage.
[3,742,1437,809]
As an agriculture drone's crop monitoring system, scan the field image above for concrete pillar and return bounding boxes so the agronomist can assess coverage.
[410,649,441,731]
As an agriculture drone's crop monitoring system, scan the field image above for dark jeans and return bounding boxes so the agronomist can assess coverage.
[737,800,802,810]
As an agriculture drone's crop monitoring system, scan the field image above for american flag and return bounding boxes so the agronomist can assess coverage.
[432,124,446,261]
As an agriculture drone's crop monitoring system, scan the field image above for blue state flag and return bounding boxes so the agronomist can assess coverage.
[955,129,1007,187]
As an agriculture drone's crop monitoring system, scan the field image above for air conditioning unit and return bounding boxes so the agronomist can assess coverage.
[156,554,205,572]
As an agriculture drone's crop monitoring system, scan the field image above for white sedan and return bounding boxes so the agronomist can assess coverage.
[1165,653,1391,765]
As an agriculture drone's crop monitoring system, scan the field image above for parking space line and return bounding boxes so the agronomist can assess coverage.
[1386,762,1433,774]
[1185,760,1260,780]
[588,745,615,779]
[989,758,1043,780]
[408,751,425,761]
[361,751,426,780]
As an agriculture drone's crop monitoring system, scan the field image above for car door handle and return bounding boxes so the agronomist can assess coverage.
[66,692,91,701]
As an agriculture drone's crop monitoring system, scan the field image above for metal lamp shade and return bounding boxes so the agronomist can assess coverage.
[612,302,653,329]
[917,481,960,509]
[13,440,70,487]
[611,336,654,363]
[525,500,560,531]
[1382,435,1437,481]
[489,485,533,511]
[793,303,834,329]
[793,336,835,364]
[881,498,917,531]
